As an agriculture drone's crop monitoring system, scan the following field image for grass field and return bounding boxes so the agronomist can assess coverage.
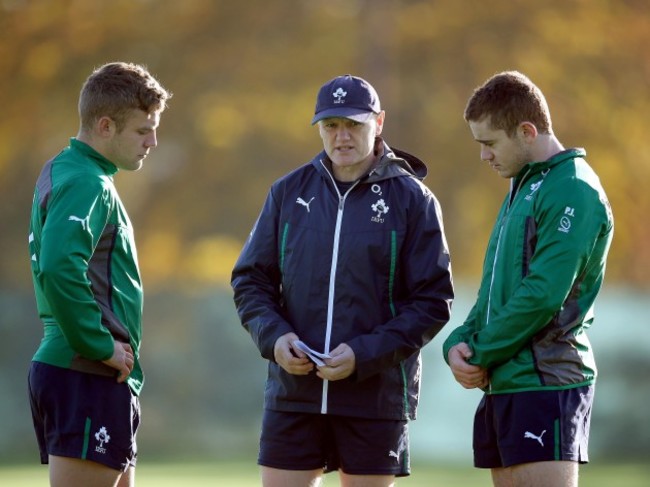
[1,460,649,486]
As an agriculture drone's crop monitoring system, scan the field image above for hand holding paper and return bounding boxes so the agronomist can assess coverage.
[292,340,331,366]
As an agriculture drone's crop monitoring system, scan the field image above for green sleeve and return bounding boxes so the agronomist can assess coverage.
[442,301,478,364]
[37,176,115,361]
[467,181,609,369]
[442,202,507,365]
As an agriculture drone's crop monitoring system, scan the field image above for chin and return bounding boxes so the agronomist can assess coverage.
[121,161,143,172]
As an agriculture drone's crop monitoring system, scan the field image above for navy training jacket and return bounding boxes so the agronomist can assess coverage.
[232,140,453,420]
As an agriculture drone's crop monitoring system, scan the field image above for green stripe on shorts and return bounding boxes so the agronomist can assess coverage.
[554,418,561,460]
[82,417,91,459]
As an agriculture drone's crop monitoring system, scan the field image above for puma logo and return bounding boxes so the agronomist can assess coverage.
[388,434,408,462]
[296,197,315,213]
[68,215,93,238]
[524,430,546,447]
[69,215,90,230]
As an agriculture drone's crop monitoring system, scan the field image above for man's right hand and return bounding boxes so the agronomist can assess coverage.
[102,341,134,383]
[448,342,488,389]
[274,333,314,376]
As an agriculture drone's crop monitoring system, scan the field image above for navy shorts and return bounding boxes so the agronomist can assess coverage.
[28,361,140,472]
[259,410,410,477]
[473,385,594,468]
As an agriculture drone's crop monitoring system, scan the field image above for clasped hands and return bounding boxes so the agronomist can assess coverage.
[448,342,489,389]
[274,332,355,381]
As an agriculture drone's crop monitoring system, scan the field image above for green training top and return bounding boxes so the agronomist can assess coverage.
[443,148,613,394]
[29,138,144,395]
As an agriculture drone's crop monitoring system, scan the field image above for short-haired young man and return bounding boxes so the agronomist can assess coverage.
[443,71,614,487]
[28,62,171,487]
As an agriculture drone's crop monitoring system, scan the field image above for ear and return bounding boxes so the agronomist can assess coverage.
[518,121,538,141]
[375,110,386,135]
[96,116,116,138]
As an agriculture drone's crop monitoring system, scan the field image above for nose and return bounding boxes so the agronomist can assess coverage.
[145,131,158,149]
[335,127,351,140]
[480,145,493,162]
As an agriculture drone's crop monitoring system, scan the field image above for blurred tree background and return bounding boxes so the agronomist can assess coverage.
[1,0,648,466]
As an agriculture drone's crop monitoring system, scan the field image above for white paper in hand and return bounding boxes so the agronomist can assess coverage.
[292,340,331,366]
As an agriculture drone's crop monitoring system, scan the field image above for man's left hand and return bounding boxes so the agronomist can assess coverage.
[317,343,355,381]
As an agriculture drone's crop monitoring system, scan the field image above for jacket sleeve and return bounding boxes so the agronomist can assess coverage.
[231,187,295,361]
[37,176,115,361]
[442,301,478,365]
[347,188,454,381]
[442,199,508,365]
[467,178,611,369]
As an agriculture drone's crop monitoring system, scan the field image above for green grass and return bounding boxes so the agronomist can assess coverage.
[1,460,648,486]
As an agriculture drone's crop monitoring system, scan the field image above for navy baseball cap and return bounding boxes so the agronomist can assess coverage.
[311,74,381,125]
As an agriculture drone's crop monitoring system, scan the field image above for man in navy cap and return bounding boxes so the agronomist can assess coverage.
[232,74,454,486]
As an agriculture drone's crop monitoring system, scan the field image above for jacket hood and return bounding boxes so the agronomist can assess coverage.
[311,138,428,183]
[375,143,428,182]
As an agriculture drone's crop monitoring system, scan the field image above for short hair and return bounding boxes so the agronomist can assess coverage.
[464,71,552,137]
[78,62,172,132]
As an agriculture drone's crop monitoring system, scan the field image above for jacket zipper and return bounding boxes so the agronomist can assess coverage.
[486,168,532,321]
[319,160,359,414]
[485,167,532,392]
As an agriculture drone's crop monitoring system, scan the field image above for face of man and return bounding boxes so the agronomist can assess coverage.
[468,117,532,179]
[317,112,384,181]
[105,109,161,171]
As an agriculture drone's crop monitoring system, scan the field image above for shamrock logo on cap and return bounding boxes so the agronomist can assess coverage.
[333,87,347,104]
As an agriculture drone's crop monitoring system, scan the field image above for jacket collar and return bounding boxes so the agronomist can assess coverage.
[311,137,429,184]
[525,147,585,174]
[514,147,586,186]
[69,138,119,176]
